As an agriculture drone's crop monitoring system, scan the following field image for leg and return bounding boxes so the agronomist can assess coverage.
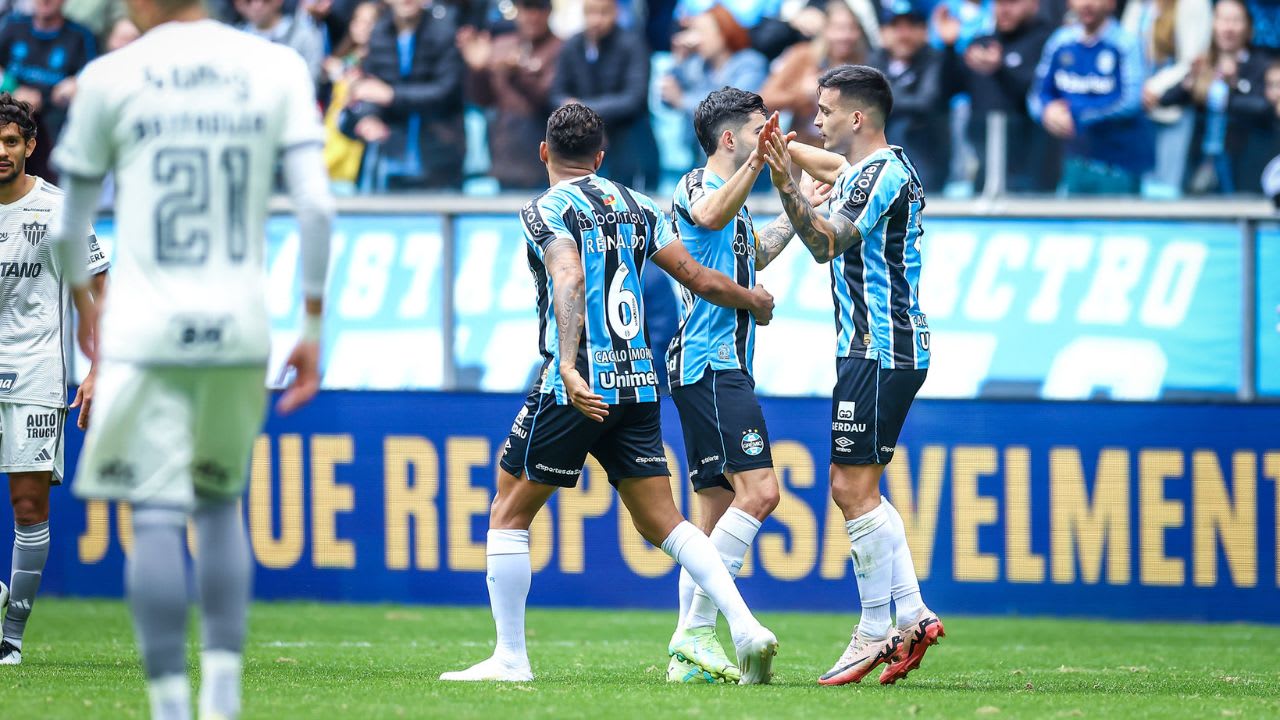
[676,487,732,630]
[128,505,193,720]
[194,498,251,719]
[440,467,555,681]
[830,462,894,638]
[681,468,779,631]
[3,472,51,655]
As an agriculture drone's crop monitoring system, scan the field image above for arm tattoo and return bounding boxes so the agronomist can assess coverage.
[754,216,795,270]
[777,180,857,263]
[546,237,586,374]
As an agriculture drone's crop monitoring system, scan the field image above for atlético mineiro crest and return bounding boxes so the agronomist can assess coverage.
[21,221,47,247]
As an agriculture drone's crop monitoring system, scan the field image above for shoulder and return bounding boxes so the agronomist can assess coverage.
[1044,25,1080,53]
[678,168,706,197]
[1104,22,1141,53]
[63,18,97,49]
[865,154,911,190]
[734,49,768,70]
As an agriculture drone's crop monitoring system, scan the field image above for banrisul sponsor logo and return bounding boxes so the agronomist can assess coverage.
[0,372,15,392]
[741,431,764,457]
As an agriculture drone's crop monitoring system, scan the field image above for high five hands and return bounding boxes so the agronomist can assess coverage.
[757,112,798,189]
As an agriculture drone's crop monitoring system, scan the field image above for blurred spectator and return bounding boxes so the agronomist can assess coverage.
[348,0,466,190]
[1157,0,1273,194]
[458,0,563,190]
[0,0,95,182]
[304,0,364,50]
[63,0,125,41]
[105,16,138,49]
[235,0,326,82]
[552,0,657,190]
[1244,0,1279,54]
[1121,0,1210,196]
[761,0,870,147]
[869,1,949,191]
[674,0,779,31]
[663,6,767,162]
[961,0,1055,192]
[751,0,881,60]
[931,0,995,52]
[324,0,380,189]
[1030,0,1150,195]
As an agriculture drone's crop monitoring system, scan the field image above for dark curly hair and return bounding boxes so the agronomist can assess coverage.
[0,93,37,141]
[546,103,604,162]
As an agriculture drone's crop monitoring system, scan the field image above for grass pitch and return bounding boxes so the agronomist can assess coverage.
[3,599,1279,719]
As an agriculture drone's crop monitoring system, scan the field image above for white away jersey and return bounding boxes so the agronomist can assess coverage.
[51,20,324,366]
[0,177,108,407]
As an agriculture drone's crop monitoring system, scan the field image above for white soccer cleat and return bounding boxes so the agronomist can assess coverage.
[439,655,533,682]
[0,579,8,610]
[735,626,778,685]
[0,640,21,666]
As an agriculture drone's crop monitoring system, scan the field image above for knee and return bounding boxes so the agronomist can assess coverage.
[829,467,881,519]
[12,495,49,526]
[736,482,780,521]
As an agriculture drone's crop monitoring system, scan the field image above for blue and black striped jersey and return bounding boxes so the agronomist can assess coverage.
[828,146,931,370]
[519,174,677,405]
[666,168,757,388]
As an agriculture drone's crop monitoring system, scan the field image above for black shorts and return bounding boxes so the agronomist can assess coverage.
[671,369,773,492]
[830,356,926,466]
[498,390,671,487]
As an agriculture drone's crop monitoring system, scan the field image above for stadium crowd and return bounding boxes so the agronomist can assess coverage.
[0,0,1278,196]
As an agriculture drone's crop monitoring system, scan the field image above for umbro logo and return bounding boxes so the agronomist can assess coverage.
[834,437,855,449]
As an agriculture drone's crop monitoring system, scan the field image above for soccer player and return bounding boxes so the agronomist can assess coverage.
[758,64,943,686]
[48,1,333,718]
[663,88,808,683]
[0,93,108,666]
[440,103,779,685]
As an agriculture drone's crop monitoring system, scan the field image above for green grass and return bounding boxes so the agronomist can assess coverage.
[4,599,1280,719]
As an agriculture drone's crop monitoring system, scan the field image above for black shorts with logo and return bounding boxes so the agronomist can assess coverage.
[830,356,927,466]
[498,390,671,487]
[671,369,774,492]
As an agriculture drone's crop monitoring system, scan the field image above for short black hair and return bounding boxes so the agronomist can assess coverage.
[817,64,893,122]
[694,87,767,156]
[0,93,37,141]
[546,103,605,162]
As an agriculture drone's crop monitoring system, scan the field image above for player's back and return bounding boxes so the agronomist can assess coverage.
[667,168,756,388]
[53,20,321,366]
[521,174,673,405]
[829,146,929,370]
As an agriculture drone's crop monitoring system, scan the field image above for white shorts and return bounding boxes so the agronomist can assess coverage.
[0,402,65,483]
[74,362,268,511]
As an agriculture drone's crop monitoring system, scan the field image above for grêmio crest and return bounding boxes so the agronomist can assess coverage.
[21,221,47,247]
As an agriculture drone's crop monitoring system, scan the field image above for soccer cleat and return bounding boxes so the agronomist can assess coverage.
[438,655,533,682]
[667,654,716,683]
[0,640,21,666]
[734,626,778,685]
[818,631,901,686]
[669,626,741,683]
[879,611,945,685]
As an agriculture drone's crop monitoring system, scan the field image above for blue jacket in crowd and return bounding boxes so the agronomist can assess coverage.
[1029,18,1152,173]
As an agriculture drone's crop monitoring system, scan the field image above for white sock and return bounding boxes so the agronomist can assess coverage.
[486,529,531,666]
[147,673,192,720]
[661,521,760,646]
[199,650,242,720]
[846,501,893,639]
[683,508,762,630]
[882,497,926,626]
[676,568,696,630]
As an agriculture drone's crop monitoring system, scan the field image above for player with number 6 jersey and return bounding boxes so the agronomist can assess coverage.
[48,4,334,719]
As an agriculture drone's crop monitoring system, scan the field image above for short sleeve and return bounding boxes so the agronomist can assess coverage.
[521,195,573,256]
[647,208,678,257]
[683,169,710,210]
[833,159,908,240]
[279,51,325,150]
[86,224,110,274]
[51,61,115,179]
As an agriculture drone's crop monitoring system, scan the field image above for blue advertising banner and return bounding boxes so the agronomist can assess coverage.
[45,393,1280,623]
[90,215,1249,400]
[1258,225,1280,397]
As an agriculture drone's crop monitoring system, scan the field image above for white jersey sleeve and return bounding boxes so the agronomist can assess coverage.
[280,52,325,151]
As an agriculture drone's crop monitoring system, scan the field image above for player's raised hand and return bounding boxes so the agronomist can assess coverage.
[277,340,321,415]
[763,127,797,189]
[755,111,780,159]
[70,366,96,430]
[562,365,608,422]
[800,171,834,207]
[750,283,775,326]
